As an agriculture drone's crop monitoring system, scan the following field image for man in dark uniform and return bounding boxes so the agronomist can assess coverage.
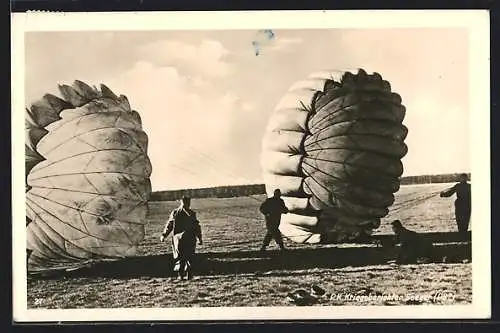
[259,189,289,251]
[160,196,202,280]
[391,220,435,264]
[440,173,471,234]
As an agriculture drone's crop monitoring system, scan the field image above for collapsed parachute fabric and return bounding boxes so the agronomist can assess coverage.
[25,81,152,271]
[261,69,408,244]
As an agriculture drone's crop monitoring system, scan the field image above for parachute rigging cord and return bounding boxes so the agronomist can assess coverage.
[163,144,263,203]
[389,189,443,214]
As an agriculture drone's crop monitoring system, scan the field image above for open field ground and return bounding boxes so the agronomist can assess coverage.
[27,183,472,308]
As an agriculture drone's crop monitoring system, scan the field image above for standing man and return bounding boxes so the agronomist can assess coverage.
[259,189,289,252]
[440,173,471,234]
[160,196,202,280]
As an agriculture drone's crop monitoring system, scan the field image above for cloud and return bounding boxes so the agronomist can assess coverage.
[402,97,470,176]
[24,29,470,190]
[137,39,232,78]
[105,61,254,190]
[270,37,304,50]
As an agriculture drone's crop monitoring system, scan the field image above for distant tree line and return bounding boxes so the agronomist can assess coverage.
[150,183,266,202]
[399,172,471,185]
[150,173,471,202]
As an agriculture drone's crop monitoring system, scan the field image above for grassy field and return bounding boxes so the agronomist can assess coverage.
[27,183,472,308]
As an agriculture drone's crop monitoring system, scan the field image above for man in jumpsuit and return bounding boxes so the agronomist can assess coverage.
[440,173,471,234]
[391,220,435,264]
[160,196,202,280]
[259,189,289,252]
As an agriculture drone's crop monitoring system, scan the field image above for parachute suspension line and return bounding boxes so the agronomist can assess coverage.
[302,159,351,187]
[388,189,444,214]
[26,198,108,259]
[301,232,316,243]
[28,171,151,183]
[301,158,393,205]
[183,145,251,183]
[26,244,65,266]
[305,118,359,147]
[166,162,199,176]
[176,145,263,203]
[122,152,146,170]
[26,148,145,174]
[81,173,100,196]
[301,170,336,209]
[220,212,262,221]
[27,192,144,238]
[392,188,443,207]
[305,118,405,162]
[168,144,245,184]
[151,143,266,227]
[313,90,354,117]
[304,146,402,157]
[299,100,312,113]
[302,166,386,214]
[308,96,354,131]
[184,145,260,186]
[287,143,302,155]
[30,235,84,265]
[112,219,135,245]
[115,127,148,154]
[303,155,399,178]
[307,95,360,133]
[305,121,406,146]
[28,221,79,261]
[154,146,211,177]
[205,238,265,250]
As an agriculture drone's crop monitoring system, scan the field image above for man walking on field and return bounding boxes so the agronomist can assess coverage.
[440,173,471,234]
[259,189,289,252]
[160,196,202,280]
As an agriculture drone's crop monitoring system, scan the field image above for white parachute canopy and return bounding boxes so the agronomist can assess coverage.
[261,69,408,244]
[25,81,152,271]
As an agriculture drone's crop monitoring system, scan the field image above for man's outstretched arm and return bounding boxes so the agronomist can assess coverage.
[440,185,457,198]
[160,210,175,241]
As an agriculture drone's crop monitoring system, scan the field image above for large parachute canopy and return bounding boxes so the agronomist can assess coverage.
[25,81,152,272]
[261,69,408,244]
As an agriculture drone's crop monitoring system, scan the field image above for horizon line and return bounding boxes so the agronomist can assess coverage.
[152,171,471,193]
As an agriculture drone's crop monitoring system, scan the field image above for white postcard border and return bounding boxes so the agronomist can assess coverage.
[11,10,491,322]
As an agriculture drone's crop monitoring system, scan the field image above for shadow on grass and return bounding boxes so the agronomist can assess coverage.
[30,242,471,280]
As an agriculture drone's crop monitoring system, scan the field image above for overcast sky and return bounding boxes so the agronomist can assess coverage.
[25,28,470,191]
